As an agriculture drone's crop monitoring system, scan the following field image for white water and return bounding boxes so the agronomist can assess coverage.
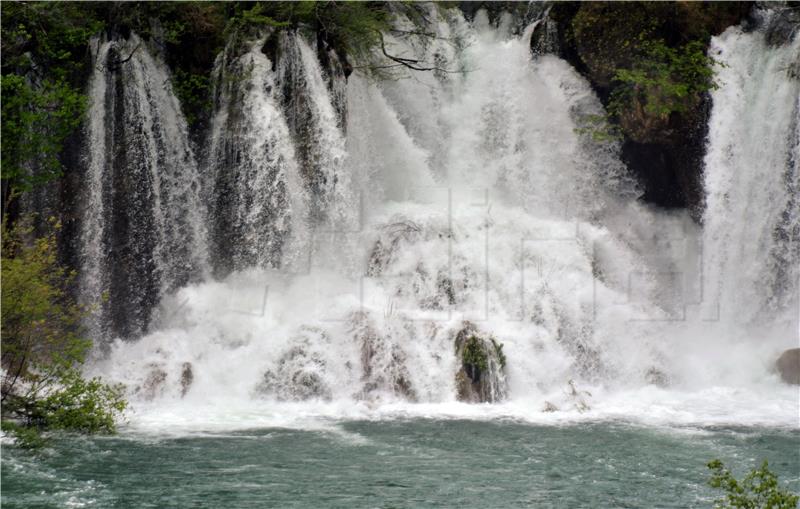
[87,11,799,431]
[703,22,800,333]
[80,35,207,337]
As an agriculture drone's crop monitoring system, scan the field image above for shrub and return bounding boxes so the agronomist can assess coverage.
[610,37,719,119]
[31,369,127,434]
[1,217,127,438]
[708,459,799,509]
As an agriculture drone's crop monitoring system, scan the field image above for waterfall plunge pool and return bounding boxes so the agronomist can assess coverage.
[2,419,798,508]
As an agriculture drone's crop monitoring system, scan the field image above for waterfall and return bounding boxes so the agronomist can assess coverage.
[83,9,799,428]
[702,19,800,333]
[80,34,207,339]
[205,36,308,274]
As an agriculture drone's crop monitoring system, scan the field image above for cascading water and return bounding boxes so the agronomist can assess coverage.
[702,19,800,333]
[205,36,308,274]
[81,34,207,339]
[83,9,799,430]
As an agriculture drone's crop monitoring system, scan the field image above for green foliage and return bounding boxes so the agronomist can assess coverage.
[1,2,105,81]
[226,2,393,70]
[1,420,48,450]
[610,37,719,118]
[172,69,212,127]
[462,335,506,371]
[1,2,104,204]
[1,217,127,437]
[463,335,488,372]
[32,370,127,434]
[1,75,87,199]
[573,113,623,143]
[1,217,89,392]
[708,459,800,509]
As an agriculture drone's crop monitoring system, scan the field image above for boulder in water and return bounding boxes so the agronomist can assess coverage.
[775,348,800,385]
[454,323,507,403]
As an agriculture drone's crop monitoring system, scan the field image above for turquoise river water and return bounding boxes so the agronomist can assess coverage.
[2,419,798,508]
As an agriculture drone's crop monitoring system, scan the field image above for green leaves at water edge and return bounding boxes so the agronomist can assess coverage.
[708,459,800,509]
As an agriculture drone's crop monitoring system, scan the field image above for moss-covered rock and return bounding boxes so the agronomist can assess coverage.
[539,1,752,216]
[453,322,507,403]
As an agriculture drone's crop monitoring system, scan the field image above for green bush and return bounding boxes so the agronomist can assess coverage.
[708,459,799,509]
[1,420,48,450]
[610,37,719,118]
[32,369,127,434]
[1,217,127,439]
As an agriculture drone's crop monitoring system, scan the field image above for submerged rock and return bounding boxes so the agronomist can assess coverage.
[180,362,194,397]
[775,348,800,385]
[453,322,507,403]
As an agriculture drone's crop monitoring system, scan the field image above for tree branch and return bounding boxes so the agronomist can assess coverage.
[375,30,461,74]
[106,42,142,72]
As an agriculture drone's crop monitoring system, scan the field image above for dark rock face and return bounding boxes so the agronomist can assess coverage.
[105,47,161,339]
[775,348,800,385]
[453,322,507,403]
[180,362,194,397]
[764,6,800,47]
[536,1,753,216]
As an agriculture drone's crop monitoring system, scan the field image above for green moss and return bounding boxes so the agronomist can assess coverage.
[563,2,749,144]
[491,338,506,369]
[462,335,488,372]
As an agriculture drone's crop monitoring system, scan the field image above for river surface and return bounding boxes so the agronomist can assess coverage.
[3,419,798,508]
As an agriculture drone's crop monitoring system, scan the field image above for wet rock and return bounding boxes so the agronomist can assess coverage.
[775,348,800,385]
[255,341,331,401]
[530,15,560,57]
[764,6,800,47]
[352,313,416,401]
[141,365,168,401]
[366,219,422,277]
[542,401,559,413]
[568,379,592,412]
[542,1,751,216]
[644,367,670,387]
[453,322,507,403]
[180,362,193,397]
